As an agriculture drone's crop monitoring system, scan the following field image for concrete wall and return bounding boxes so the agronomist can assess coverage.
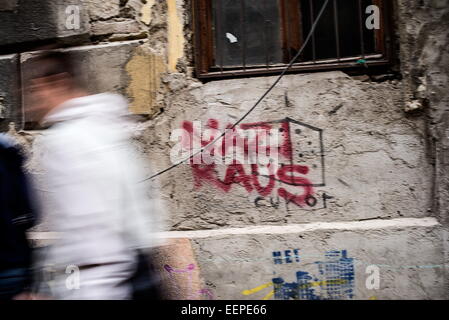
[1,0,448,299]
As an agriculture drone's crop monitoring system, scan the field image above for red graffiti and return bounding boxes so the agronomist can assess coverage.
[180,119,316,207]
[251,164,276,197]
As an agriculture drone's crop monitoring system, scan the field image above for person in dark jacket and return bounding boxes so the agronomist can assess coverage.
[0,133,37,300]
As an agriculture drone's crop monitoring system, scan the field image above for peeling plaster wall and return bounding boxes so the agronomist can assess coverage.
[396,0,449,226]
[0,0,448,299]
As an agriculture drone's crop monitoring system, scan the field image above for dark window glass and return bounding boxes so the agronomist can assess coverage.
[300,0,376,61]
[212,0,283,68]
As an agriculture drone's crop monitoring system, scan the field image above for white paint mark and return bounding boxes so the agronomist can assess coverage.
[226,33,238,43]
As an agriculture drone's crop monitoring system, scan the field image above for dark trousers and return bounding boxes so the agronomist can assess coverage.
[0,268,29,300]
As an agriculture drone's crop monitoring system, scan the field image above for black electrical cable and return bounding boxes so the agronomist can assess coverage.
[143,0,330,182]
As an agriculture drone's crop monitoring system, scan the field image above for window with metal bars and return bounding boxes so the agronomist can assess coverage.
[193,0,393,79]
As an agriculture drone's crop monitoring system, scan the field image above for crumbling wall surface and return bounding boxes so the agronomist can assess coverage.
[190,218,445,300]
[141,70,446,299]
[396,0,449,225]
[0,0,448,299]
[141,0,447,299]
[147,72,432,229]
[0,54,20,131]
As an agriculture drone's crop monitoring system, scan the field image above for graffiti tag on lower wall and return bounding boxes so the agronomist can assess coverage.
[273,250,355,300]
[164,263,214,300]
[272,249,300,264]
[175,118,328,209]
[242,250,355,300]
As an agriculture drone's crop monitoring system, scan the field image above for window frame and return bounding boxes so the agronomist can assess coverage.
[192,0,394,80]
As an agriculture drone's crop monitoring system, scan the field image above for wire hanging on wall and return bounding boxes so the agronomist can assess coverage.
[142,0,330,182]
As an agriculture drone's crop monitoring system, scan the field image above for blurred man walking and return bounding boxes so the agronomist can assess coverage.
[27,50,164,300]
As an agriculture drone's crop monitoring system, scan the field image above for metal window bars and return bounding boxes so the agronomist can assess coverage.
[194,0,392,79]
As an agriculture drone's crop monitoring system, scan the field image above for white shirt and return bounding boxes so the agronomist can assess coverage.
[39,93,165,279]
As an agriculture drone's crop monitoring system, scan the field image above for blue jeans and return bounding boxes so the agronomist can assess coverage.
[0,268,29,300]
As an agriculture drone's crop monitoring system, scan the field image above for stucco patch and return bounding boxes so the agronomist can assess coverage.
[167,0,185,72]
[125,46,166,115]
